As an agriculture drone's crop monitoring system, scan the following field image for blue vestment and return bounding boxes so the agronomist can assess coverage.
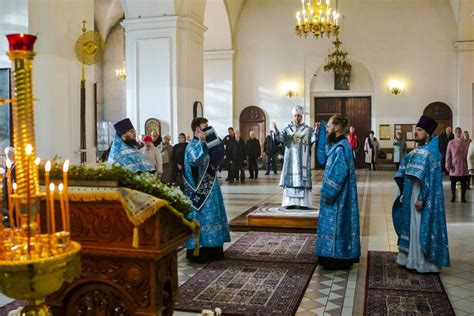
[393,137,450,267]
[183,139,230,249]
[107,134,155,173]
[316,137,360,260]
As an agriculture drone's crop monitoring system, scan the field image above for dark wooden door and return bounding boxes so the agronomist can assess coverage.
[423,102,453,136]
[239,106,266,148]
[314,97,371,168]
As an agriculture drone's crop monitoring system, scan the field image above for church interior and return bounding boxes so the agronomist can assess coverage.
[0,0,473,315]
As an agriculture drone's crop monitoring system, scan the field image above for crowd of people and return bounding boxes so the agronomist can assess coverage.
[1,109,472,274]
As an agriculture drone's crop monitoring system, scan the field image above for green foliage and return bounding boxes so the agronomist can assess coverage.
[39,163,192,215]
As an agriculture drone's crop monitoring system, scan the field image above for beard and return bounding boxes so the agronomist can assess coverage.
[326,131,336,145]
[125,138,140,149]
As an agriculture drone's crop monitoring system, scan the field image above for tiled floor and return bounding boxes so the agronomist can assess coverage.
[1,170,473,315]
[174,170,474,316]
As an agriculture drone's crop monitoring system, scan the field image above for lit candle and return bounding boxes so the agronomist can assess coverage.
[49,183,56,234]
[25,144,33,255]
[62,159,70,233]
[58,183,66,232]
[5,159,14,230]
[45,161,51,249]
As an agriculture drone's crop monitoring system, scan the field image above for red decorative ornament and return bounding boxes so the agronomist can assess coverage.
[6,33,37,51]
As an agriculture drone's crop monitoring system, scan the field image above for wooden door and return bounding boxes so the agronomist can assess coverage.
[239,106,266,147]
[314,97,371,168]
[423,102,453,136]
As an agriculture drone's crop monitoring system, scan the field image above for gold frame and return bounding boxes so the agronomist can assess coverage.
[379,124,391,140]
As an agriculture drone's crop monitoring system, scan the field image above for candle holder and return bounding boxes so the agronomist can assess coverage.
[0,33,81,315]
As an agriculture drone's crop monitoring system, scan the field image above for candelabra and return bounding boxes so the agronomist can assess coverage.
[0,33,81,315]
[295,0,340,39]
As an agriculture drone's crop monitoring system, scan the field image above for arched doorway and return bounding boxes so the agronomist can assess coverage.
[423,102,453,135]
[239,106,266,145]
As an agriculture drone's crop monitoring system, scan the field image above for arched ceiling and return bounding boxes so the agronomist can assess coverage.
[95,0,124,41]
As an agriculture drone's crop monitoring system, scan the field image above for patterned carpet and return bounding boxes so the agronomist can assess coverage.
[224,232,317,263]
[364,251,455,315]
[175,259,315,315]
[0,300,24,315]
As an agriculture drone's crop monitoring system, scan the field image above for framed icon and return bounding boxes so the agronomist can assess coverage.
[145,118,161,136]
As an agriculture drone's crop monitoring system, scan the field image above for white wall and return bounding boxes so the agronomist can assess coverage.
[203,0,233,138]
[29,0,95,164]
[0,0,28,68]
[235,0,459,140]
[103,24,126,122]
[204,51,233,138]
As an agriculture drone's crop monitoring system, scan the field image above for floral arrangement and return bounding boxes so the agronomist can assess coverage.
[39,163,192,215]
[323,38,351,75]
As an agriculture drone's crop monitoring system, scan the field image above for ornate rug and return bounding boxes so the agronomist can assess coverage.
[0,300,25,315]
[364,251,455,315]
[175,259,315,315]
[224,232,317,264]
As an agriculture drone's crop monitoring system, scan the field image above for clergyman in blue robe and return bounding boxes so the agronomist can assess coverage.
[393,115,450,273]
[183,117,230,263]
[273,105,318,208]
[316,114,360,269]
[107,118,155,173]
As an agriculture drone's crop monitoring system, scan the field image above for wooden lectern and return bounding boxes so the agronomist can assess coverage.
[44,196,196,315]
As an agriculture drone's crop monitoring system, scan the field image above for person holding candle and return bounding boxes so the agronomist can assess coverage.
[107,118,155,174]
[2,147,16,227]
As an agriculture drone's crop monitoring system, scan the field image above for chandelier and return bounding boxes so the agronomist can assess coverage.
[295,0,340,39]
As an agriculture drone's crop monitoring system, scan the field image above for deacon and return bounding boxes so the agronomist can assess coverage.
[393,115,450,273]
[183,117,230,263]
[272,105,319,208]
[107,118,155,173]
[316,114,360,269]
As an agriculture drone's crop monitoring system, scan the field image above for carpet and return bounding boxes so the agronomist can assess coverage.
[229,203,317,233]
[224,232,317,264]
[0,300,25,316]
[175,259,315,315]
[364,251,455,315]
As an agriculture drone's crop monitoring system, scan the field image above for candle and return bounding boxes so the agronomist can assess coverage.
[45,161,51,249]
[58,183,66,232]
[25,144,32,256]
[5,159,14,230]
[62,159,70,232]
[12,182,20,228]
[49,183,56,235]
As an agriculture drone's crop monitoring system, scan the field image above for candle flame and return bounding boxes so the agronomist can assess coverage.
[25,144,33,156]
[45,160,51,172]
[6,159,11,169]
[63,159,69,173]
[13,182,17,191]
[20,33,24,37]
[58,183,64,192]
[49,183,55,191]
[35,157,40,165]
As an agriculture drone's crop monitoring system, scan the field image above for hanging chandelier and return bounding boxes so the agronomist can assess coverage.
[295,0,340,39]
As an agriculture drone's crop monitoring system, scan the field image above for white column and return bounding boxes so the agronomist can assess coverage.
[204,49,234,138]
[28,0,95,164]
[454,41,474,133]
[122,16,206,141]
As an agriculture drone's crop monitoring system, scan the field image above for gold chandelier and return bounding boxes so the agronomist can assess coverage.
[295,0,340,39]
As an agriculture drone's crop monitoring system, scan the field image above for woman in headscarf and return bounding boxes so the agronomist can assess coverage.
[364,131,379,170]
[161,135,174,184]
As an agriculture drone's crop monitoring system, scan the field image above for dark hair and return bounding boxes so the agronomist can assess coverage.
[369,130,375,135]
[191,117,208,132]
[228,127,234,131]
[331,114,349,131]
[179,133,186,138]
